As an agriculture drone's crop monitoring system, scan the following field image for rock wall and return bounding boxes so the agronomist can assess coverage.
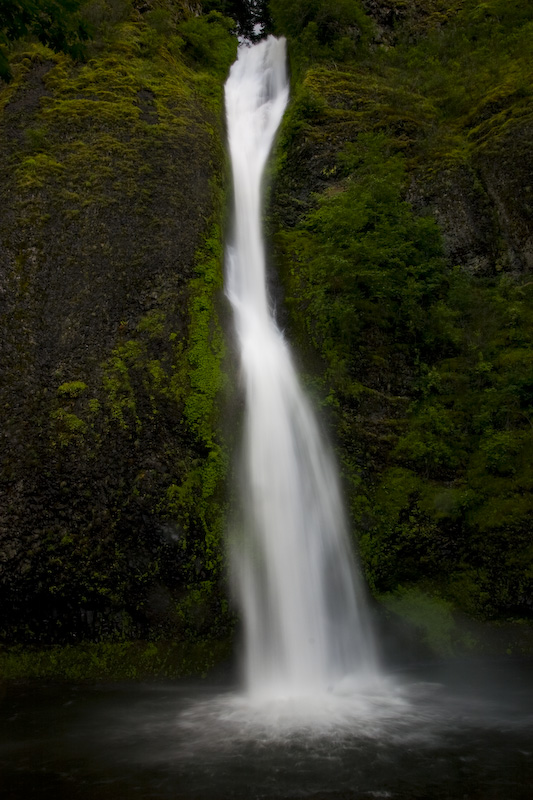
[269,0,533,626]
[1,0,532,666]
[0,3,237,646]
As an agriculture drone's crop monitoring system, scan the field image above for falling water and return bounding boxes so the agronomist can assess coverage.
[225,37,378,700]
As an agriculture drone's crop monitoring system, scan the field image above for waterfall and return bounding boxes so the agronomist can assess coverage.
[225,37,378,699]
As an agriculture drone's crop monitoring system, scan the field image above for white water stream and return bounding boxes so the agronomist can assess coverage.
[225,37,379,701]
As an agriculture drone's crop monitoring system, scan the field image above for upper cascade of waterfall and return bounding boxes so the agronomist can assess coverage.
[225,36,288,325]
[225,37,379,700]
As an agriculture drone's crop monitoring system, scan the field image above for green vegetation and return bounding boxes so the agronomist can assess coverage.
[2,0,533,671]
[57,380,88,397]
[179,11,237,77]
[277,132,446,393]
[157,223,230,639]
[271,0,533,627]
[0,638,232,680]
[0,0,235,658]
[380,586,458,657]
[270,0,373,70]
[0,0,91,82]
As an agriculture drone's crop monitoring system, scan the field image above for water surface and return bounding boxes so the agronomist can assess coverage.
[1,658,532,799]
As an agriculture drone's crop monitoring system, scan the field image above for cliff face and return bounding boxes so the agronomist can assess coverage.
[1,0,532,666]
[0,2,237,647]
[270,0,533,627]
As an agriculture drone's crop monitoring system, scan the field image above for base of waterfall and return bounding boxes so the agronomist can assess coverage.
[3,660,532,799]
[175,675,429,746]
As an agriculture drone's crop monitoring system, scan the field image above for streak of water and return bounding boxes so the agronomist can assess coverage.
[225,36,378,700]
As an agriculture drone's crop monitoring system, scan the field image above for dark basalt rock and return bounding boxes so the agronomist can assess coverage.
[408,163,501,276]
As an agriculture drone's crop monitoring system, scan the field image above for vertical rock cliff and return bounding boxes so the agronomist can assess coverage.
[1,0,532,668]
[269,0,533,641]
[0,1,237,650]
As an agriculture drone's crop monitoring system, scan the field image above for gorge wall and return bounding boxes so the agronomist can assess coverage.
[1,0,532,668]
[269,0,533,648]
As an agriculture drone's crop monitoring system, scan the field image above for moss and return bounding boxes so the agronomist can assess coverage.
[102,340,143,430]
[270,0,374,73]
[57,380,88,398]
[0,638,233,681]
[178,11,237,78]
[183,224,226,446]
[87,397,101,414]
[4,6,235,224]
[0,2,235,648]
[136,309,166,337]
[50,408,88,447]
[16,152,66,189]
[159,219,229,597]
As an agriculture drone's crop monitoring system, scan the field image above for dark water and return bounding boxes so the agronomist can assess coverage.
[1,659,532,799]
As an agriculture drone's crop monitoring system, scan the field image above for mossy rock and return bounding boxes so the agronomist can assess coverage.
[0,5,236,647]
[270,0,533,628]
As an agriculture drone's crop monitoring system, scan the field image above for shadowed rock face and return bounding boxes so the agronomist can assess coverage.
[409,119,533,278]
[0,16,233,645]
[477,120,533,273]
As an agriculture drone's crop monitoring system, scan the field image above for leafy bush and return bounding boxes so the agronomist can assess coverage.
[178,11,237,76]
[0,0,90,81]
[278,133,446,392]
[270,0,372,65]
